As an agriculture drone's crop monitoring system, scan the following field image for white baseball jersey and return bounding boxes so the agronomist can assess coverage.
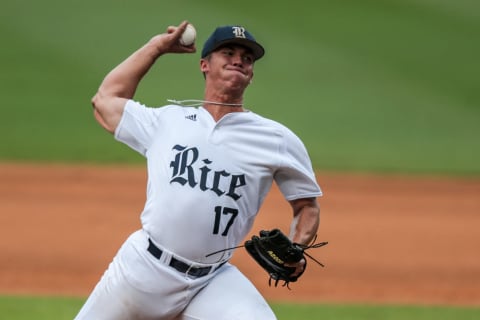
[115,100,322,264]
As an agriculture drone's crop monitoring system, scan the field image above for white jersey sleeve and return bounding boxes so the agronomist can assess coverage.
[273,126,322,200]
[114,100,168,156]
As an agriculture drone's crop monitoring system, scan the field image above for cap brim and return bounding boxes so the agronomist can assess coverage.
[210,38,265,61]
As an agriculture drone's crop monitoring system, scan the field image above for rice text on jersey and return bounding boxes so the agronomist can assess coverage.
[169,144,246,201]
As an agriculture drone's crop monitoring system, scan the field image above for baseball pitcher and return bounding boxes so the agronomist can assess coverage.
[74,21,323,320]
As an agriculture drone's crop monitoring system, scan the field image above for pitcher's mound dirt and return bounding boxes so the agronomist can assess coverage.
[1,163,479,306]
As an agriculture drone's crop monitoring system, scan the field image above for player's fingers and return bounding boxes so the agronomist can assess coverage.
[167,21,189,35]
[172,21,196,52]
[157,22,195,54]
[285,259,306,277]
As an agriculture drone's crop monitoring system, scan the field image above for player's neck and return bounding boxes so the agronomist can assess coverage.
[203,104,245,122]
[202,92,245,122]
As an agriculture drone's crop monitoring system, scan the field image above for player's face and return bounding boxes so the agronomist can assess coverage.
[201,45,254,89]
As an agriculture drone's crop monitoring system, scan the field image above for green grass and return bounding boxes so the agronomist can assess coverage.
[1,0,480,175]
[272,303,480,320]
[0,296,84,320]
[1,296,480,320]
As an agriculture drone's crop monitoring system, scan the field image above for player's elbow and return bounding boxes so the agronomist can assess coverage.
[91,91,102,115]
[91,92,117,134]
[91,91,106,113]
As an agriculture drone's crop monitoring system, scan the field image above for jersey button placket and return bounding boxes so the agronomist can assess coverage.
[209,124,222,145]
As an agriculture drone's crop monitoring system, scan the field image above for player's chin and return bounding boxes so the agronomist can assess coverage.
[224,77,250,91]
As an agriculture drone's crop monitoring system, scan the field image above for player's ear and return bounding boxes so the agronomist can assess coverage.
[200,58,209,73]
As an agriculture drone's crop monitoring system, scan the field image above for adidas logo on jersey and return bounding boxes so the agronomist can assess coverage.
[185,114,197,121]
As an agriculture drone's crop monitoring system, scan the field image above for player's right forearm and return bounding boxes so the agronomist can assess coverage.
[91,40,165,133]
[98,41,164,100]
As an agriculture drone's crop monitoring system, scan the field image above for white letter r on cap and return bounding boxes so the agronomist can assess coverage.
[232,27,246,38]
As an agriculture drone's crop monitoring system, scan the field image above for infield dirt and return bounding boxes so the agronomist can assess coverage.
[1,163,479,306]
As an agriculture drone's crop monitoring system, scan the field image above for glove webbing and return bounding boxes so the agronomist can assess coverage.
[295,235,328,267]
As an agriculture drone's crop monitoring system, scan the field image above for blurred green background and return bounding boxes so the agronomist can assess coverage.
[1,0,479,175]
[1,1,480,318]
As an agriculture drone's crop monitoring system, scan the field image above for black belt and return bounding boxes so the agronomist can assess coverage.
[147,238,226,278]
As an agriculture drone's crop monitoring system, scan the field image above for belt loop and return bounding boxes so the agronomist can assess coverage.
[185,264,194,277]
[159,249,171,265]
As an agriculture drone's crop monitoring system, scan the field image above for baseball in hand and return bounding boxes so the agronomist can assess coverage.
[179,24,196,46]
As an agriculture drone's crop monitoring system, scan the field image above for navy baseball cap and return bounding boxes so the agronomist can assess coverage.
[201,25,265,61]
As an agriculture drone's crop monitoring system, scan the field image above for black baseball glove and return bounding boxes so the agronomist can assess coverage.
[244,229,328,287]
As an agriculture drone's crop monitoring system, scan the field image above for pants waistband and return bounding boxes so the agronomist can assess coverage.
[147,238,226,278]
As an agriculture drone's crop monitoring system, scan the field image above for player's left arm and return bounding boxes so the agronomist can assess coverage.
[286,197,320,276]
